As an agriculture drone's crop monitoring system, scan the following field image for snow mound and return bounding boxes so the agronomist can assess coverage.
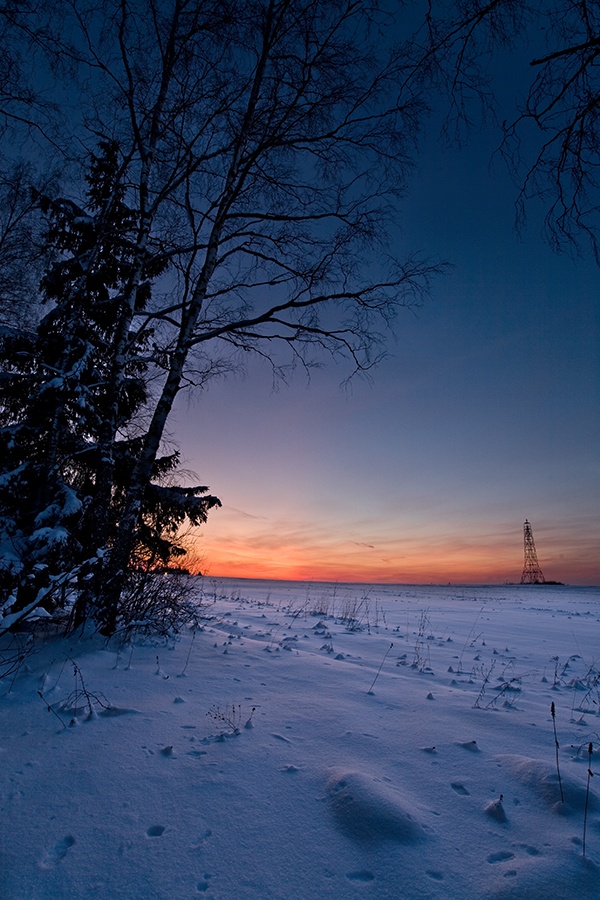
[496,754,598,814]
[484,797,508,823]
[487,853,599,900]
[325,770,425,844]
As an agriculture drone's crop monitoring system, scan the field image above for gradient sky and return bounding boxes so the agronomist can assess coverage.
[171,47,600,586]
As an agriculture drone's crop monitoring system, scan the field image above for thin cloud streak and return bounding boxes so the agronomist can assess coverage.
[196,508,599,585]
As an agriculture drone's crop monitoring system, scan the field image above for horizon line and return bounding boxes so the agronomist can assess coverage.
[194,574,599,589]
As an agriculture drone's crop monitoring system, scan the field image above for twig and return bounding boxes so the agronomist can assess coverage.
[551,702,564,803]
[37,690,67,729]
[367,642,393,693]
[179,628,196,677]
[473,659,496,708]
[458,604,485,673]
[583,742,594,858]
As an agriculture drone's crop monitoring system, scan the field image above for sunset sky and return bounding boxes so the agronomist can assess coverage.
[172,44,599,587]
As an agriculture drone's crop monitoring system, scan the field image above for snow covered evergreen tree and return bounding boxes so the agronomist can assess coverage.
[0,142,220,634]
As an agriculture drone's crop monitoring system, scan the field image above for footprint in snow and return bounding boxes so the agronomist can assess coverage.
[40,835,75,868]
[426,870,444,881]
[451,782,470,796]
[147,825,165,837]
[197,872,211,892]
[346,870,375,882]
[487,851,515,864]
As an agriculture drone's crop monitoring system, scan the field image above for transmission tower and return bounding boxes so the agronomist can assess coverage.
[520,519,546,584]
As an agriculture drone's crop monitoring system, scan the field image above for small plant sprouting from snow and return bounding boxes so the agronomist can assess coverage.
[38,658,111,727]
[411,609,431,672]
[473,660,496,709]
[206,703,255,737]
[337,595,386,633]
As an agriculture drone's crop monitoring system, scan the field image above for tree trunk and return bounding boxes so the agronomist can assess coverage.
[97,258,217,630]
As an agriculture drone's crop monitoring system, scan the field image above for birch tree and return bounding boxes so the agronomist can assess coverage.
[1,1,446,634]
[34,0,436,633]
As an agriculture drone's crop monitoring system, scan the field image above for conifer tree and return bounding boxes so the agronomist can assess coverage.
[0,142,219,634]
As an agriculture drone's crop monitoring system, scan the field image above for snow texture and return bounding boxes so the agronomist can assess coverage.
[0,580,599,898]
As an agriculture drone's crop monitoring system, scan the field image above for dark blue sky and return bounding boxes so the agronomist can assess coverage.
[172,19,599,585]
[172,121,598,584]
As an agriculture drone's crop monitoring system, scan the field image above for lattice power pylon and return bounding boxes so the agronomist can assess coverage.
[520,519,546,584]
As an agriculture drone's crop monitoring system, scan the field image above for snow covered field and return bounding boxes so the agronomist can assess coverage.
[1,580,599,899]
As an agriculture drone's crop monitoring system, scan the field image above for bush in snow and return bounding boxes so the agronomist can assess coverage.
[111,570,207,641]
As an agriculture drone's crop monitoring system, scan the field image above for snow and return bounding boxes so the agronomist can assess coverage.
[1,579,599,899]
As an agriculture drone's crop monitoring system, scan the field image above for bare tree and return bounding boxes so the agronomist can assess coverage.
[96,0,438,629]
[413,0,600,258]
[1,1,441,633]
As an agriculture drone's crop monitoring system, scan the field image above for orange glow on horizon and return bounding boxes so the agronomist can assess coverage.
[189,519,599,586]
[197,558,599,586]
